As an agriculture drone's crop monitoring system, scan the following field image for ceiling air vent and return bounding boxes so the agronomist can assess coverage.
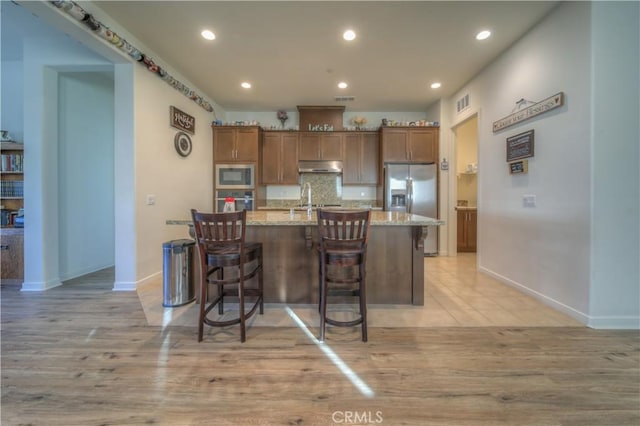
[334,96,355,102]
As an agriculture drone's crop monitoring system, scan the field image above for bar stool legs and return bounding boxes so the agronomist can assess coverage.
[316,209,371,342]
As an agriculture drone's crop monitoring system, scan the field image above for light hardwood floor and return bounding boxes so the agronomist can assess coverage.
[2,255,638,425]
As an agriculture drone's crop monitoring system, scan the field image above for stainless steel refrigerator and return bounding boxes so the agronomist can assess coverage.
[384,163,438,256]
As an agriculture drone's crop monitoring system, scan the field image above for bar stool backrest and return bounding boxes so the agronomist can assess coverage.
[191,209,247,257]
[317,209,371,252]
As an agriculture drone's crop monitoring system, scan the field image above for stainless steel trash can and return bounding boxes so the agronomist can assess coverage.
[162,239,196,307]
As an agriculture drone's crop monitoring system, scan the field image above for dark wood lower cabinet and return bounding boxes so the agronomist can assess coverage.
[457,209,477,252]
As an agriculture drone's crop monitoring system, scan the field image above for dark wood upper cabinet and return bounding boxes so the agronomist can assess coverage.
[381,127,438,163]
[298,132,343,161]
[261,132,299,185]
[213,126,260,163]
[343,132,379,185]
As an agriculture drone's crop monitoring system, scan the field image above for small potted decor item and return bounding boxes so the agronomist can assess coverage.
[277,110,289,129]
[352,116,368,130]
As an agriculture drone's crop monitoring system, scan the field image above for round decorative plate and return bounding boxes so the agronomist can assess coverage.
[174,131,192,157]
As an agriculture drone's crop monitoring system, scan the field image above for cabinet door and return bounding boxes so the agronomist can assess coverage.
[235,128,259,162]
[409,128,437,163]
[344,133,379,185]
[456,210,467,251]
[213,128,236,162]
[359,133,379,184]
[320,134,343,160]
[381,129,409,162]
[342,134,360,184]
[280,134,300,184]
[467,210,477,252]
[261,133,281,184]
[457,210,477,252]
[299,134,321,160]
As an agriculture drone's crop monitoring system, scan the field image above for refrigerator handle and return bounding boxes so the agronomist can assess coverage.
[407,178,413,213]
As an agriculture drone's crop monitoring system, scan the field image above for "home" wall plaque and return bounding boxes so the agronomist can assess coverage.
[170,106,195,135]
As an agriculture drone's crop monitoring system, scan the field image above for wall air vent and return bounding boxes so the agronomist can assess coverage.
[334,96,355,102]
[456,93,470,113]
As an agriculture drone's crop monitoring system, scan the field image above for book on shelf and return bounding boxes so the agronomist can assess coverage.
[1,153,24,172]
[0,180,24,198]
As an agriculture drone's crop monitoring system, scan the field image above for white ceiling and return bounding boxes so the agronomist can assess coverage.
[5,1,558,112]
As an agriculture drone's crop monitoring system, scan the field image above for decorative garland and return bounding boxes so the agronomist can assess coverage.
[49,0,215,114]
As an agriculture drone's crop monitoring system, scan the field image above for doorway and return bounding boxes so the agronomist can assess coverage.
[57,71,115,280]
[452,115,478,254]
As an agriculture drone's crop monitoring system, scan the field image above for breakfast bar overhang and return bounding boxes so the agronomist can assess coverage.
[168,210,444,306]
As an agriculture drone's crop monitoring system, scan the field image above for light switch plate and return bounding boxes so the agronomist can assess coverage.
[523,194,536,208]
[146,194,156,206]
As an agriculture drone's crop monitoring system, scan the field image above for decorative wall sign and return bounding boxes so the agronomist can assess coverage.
[298,106,345,131]
[509,160,528,174]
[493,92,564,132]
[170,106,195,135]
[506,130,535,162]
[174,132,192,157]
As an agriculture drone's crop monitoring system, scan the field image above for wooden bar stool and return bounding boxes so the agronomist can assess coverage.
[191,209,263,342]
[316,209,372,342]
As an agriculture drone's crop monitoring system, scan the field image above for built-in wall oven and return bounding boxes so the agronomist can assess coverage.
[215,164,255,189]
[215,189,255,212]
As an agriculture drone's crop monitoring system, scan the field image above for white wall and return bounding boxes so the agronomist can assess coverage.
[589,1,640,328]
[441,2,639,327]
[11,1,222,290]
[464,2,592,321]
[21,35,114,291]
[133,64,216,282]
[57,71,115,280]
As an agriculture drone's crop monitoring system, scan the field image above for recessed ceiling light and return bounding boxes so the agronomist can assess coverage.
[343,30,356,41]
[241,82,251,89]
[201,29,216,41]
[476,30,491,41]
[430,82,442,89]
[338,82,348,89]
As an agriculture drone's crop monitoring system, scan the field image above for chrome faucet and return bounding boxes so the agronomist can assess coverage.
[301,182,312,216]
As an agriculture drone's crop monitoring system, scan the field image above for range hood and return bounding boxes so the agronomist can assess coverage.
[298,160,343,173]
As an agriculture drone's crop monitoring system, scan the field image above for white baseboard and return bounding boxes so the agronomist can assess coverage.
[112,281,137,291]
[587,316,640,329]
[478,266,590,326]
[21,279,63,291]
[112,270,162,292]
[480,266,640,329]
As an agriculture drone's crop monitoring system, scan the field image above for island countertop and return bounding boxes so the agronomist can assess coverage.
[167,210,444,227]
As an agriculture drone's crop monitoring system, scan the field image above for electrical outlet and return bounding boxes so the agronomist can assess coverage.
[523,194,536,208]
[146,194,156,206]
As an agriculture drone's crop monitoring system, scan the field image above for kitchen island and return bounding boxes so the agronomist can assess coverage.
[167,210,443,306]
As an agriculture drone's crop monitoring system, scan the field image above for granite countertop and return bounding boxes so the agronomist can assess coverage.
[167,210,444,227]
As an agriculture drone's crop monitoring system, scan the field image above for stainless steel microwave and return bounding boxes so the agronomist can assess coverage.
[215,164,255,189]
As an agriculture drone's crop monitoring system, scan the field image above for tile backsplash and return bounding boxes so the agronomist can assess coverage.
[299,173,342,205]
[264,176,379,208]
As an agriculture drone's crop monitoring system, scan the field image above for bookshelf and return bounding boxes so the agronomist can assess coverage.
[1,141,24,228]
